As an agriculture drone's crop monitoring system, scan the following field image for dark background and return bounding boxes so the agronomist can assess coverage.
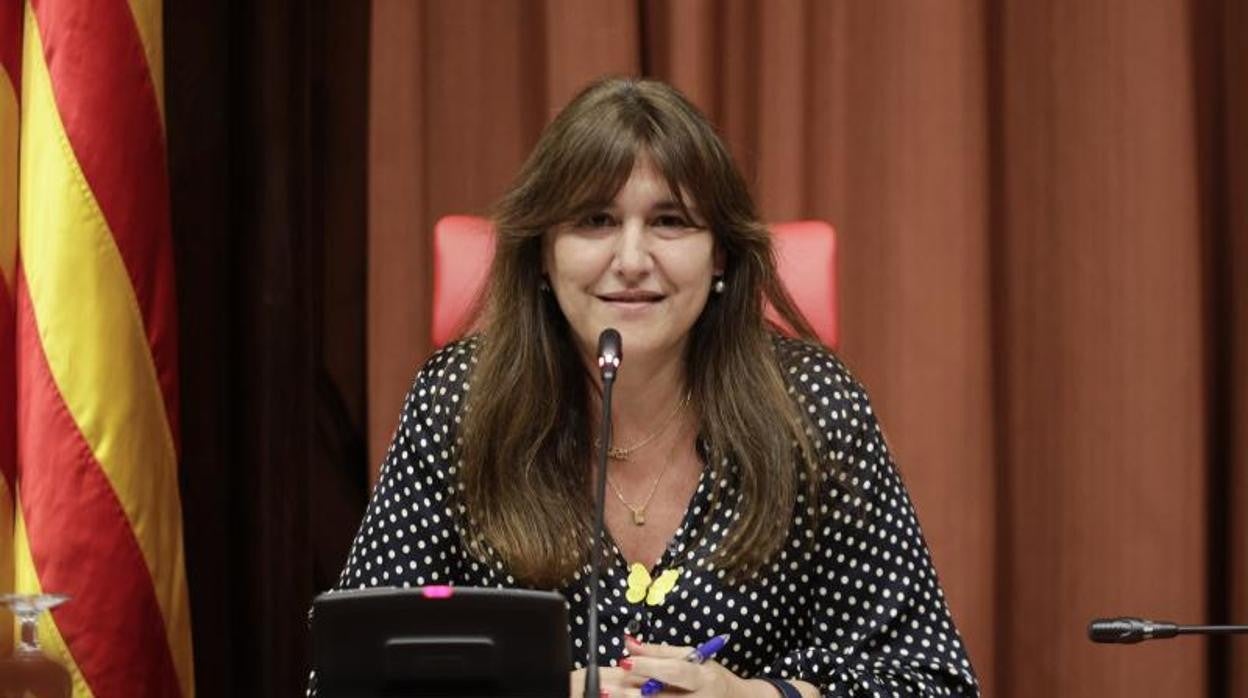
[167,0,370,694]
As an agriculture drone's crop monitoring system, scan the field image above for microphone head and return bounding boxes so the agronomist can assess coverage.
[1089,618,1141,644]
[1088,617,1177,644]
[597,328,622,380]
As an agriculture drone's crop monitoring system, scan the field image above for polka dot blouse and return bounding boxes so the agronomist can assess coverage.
[314,336,979,696]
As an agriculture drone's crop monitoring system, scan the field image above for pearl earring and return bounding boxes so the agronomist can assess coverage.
[712,277,726,294]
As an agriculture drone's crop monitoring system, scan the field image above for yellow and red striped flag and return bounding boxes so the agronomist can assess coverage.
[0,0,19,658]
[8,0,195,696]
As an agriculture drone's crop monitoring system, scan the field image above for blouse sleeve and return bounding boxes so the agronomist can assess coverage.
[307,342,473,696]
[762,343,979,697]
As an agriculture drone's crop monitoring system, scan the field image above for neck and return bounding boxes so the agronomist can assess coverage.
[590,345,689,446]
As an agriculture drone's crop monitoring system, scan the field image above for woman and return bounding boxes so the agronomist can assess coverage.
[320,78,978,697]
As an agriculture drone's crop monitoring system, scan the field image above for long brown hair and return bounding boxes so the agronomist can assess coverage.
[459,77,825,587]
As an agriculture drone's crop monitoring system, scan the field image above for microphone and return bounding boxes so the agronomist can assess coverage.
[584,328,622,698]
[1088,617,1248,644]
[1088,618,1178,643]
[597,328,622,381]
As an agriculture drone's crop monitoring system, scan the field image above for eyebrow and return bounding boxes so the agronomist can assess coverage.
[588,199,690,211]
[651,200,689,212]
[580,198,705,222]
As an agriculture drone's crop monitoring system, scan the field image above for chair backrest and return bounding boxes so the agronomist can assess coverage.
[431,215,837,348]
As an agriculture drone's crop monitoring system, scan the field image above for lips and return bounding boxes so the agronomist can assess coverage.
[596,291,665,304]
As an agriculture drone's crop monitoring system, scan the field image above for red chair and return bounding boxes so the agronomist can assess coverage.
[431,215,837,349]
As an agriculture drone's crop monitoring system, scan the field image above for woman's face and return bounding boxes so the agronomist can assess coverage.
[542,153,722,368]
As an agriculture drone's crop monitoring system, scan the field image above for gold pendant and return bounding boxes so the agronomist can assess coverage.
[608,446,630,461]
[631,509,646,526]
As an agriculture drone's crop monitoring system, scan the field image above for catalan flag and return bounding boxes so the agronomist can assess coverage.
[3,0,194,696]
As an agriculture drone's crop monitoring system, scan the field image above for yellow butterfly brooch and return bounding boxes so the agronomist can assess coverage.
[626,563,682,606]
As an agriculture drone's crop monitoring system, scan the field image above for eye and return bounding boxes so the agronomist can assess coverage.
[575,212,616,228]
[652,214,693,228]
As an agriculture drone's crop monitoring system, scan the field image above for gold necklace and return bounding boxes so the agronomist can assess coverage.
[606,470,668,526]
[595,391,691,461]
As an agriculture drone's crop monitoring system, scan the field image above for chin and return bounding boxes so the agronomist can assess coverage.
[612,328,689,362]
[566,314,693,362]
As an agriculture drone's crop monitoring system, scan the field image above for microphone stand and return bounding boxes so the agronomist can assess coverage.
[584,329,621,698]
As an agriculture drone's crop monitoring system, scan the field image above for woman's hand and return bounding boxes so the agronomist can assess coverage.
[602,636,771,698]
[571,636,796,698]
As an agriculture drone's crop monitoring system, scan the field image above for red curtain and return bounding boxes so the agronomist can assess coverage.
[367,1,1248,695]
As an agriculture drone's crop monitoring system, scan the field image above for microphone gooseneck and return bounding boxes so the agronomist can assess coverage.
[584,328,622,698]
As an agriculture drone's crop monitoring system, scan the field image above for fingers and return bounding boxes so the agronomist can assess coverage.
[619,637,705,691]
[624,635,693,659]
[599,638,722,696]
[627,656,709,691]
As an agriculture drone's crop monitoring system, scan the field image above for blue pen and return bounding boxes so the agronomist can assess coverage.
[638,634,731,696]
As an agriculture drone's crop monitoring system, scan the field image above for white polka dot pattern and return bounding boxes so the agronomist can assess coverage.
[309,337,980,697]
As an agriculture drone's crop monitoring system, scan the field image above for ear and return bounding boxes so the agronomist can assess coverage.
[713,245,726,276]
[540,229,554,276]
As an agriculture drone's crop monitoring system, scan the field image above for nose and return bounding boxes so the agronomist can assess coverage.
[612,218,653,279]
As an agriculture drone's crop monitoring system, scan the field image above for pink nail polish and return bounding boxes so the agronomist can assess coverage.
[620,658,634,671]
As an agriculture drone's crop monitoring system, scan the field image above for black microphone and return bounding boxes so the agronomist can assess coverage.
[597,328,622,381]
[1088,617,1248,644]
[584,328,621,698]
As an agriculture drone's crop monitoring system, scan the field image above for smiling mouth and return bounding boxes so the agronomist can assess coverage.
[597,292,665,304]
